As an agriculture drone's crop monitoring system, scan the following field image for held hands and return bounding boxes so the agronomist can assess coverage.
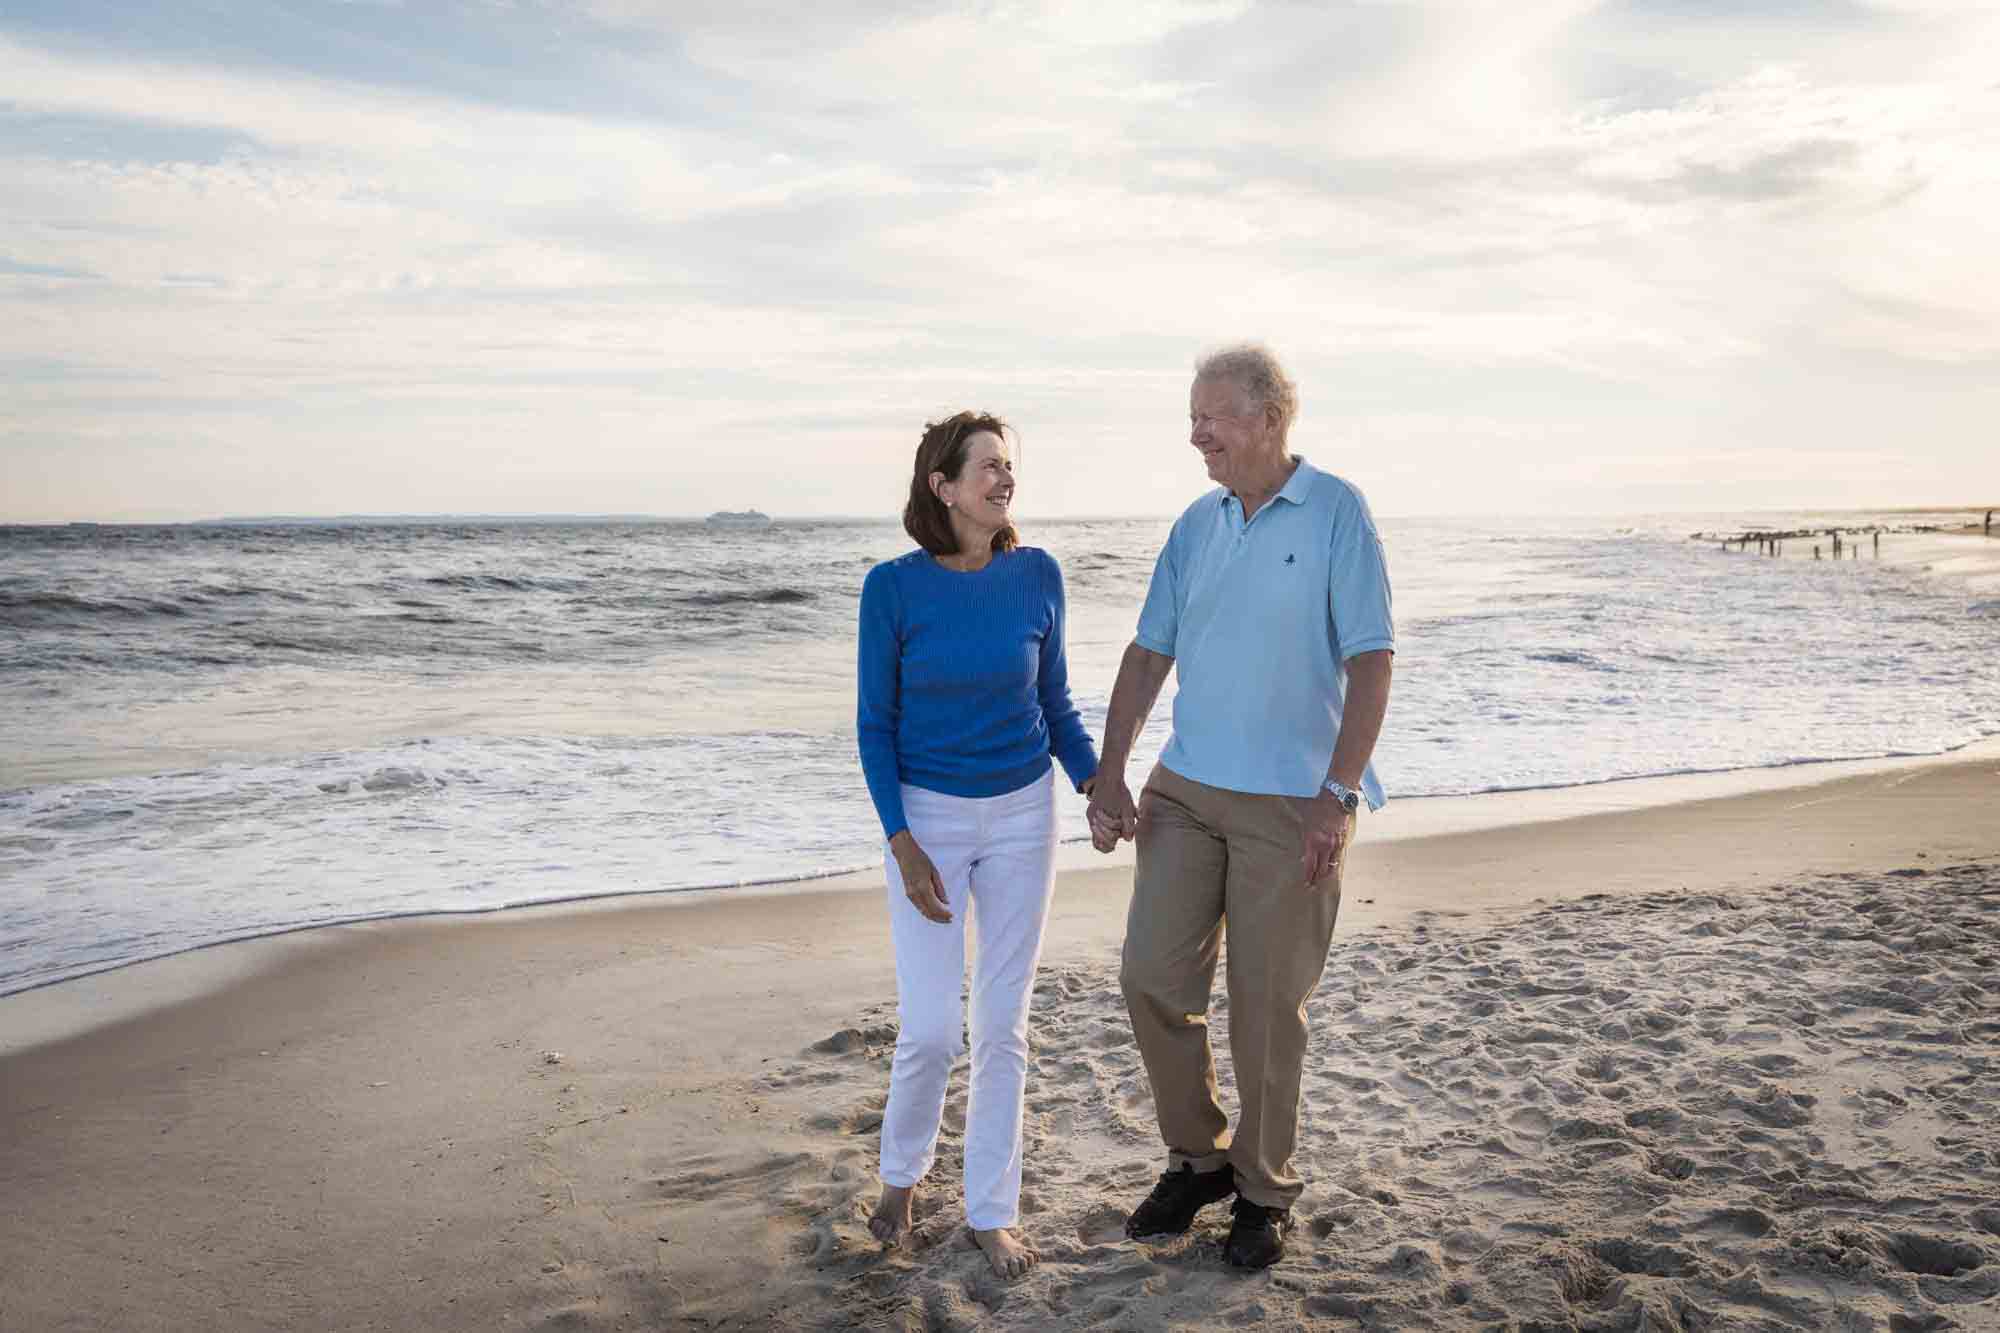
[1300,794,1354,890]
[1084,772,1137,854]
[889,830,951,923]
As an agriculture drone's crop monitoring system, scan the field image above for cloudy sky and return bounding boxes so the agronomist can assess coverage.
[2,1,1994,522]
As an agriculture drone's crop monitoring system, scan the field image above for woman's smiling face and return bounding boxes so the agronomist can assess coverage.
[935,430,1014,529]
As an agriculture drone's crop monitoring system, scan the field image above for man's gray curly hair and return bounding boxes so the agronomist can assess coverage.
[1195,342,1299,441]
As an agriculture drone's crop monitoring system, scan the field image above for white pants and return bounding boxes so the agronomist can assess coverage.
[879,769,1057,1232]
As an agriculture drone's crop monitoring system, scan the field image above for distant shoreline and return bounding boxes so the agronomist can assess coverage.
[4,504,1995,529]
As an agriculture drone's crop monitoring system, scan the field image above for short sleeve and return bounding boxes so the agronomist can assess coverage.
[1327,483,1394,660]
[1134,518,1185,657]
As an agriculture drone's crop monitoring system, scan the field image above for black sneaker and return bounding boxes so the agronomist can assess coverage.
[1124,1163,1236,1238]
[1224,1197,1291,1269]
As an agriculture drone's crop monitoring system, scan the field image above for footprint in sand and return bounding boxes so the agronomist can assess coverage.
[1693,1205,1775,1238]
[803,1097,885,1136]
[1073,1202,1129,1246]
[906,1207,961,1252]
[650,1150,817,1203]
[810,1023,898,1057]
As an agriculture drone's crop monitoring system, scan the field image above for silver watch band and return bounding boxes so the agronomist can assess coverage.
[1322,778,1360,812]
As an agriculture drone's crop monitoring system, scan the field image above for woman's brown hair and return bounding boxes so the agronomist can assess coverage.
[902,411,1020,557]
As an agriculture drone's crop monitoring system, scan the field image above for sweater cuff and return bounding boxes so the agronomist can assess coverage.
[1054,742,1100,793]
[869,787,908,844]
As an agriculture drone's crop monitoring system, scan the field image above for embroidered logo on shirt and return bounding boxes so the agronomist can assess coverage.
[1284,554,1296,564]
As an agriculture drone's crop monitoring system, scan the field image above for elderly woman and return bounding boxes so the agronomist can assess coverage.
[855,410,1099,1279]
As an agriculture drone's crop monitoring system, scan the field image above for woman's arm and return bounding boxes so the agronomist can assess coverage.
[856,563,910,840]
[859,564,952,921]
[1037,552,1100,791]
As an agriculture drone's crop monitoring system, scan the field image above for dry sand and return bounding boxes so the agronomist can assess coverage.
[3,749,1997,1331]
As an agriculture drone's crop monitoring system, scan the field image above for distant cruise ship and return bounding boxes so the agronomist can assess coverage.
[705,509,772,529]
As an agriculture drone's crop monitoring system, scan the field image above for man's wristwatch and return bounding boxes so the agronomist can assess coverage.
[1321,778,1361,813]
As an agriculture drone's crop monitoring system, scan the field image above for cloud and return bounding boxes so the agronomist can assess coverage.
[1,3,1997,521]
[1571,66,1930,205]
[0,253,98,279]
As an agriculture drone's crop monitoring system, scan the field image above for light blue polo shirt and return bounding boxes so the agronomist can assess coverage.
[1135,456,1394,808]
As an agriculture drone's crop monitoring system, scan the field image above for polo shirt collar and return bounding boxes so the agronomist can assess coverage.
[1226,454,1318,517]
[1273,454,1318,507]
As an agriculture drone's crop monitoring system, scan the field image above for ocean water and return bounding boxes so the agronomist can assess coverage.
[3,507,1997,997]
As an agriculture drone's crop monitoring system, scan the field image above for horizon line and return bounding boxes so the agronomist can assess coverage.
[4,502,1995,529]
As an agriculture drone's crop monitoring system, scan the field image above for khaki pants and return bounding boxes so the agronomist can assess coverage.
[1119,764,1351,1210]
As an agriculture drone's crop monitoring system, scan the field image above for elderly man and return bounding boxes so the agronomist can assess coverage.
[1087,343,1393,1269]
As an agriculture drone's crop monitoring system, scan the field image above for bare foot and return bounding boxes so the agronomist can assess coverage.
[869,1183,914,1246]
[972,1226,1038,1280]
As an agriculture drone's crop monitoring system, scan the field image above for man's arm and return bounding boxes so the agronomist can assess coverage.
[1100,641,1175,775]
[1086,641,1175,847]
[1301,649,1393,886]
[1323,649,1392,793]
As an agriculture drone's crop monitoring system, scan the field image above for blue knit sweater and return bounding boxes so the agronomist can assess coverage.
[857,546,1099,840]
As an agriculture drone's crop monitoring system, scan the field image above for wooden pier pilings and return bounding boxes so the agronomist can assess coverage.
[1695,525,1888,560]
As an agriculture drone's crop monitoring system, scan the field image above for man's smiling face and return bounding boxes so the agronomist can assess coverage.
[1189,375,1277,493]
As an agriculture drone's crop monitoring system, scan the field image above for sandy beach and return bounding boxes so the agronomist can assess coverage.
[3,748,1997,1331]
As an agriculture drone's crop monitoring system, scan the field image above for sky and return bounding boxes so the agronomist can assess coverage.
[1,1,1995,522]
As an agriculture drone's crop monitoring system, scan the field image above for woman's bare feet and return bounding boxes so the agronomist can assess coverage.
[972,1226,1038,1279]
[868,1183,915,1246]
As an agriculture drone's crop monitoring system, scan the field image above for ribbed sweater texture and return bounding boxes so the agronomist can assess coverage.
[856,546,1098,840]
